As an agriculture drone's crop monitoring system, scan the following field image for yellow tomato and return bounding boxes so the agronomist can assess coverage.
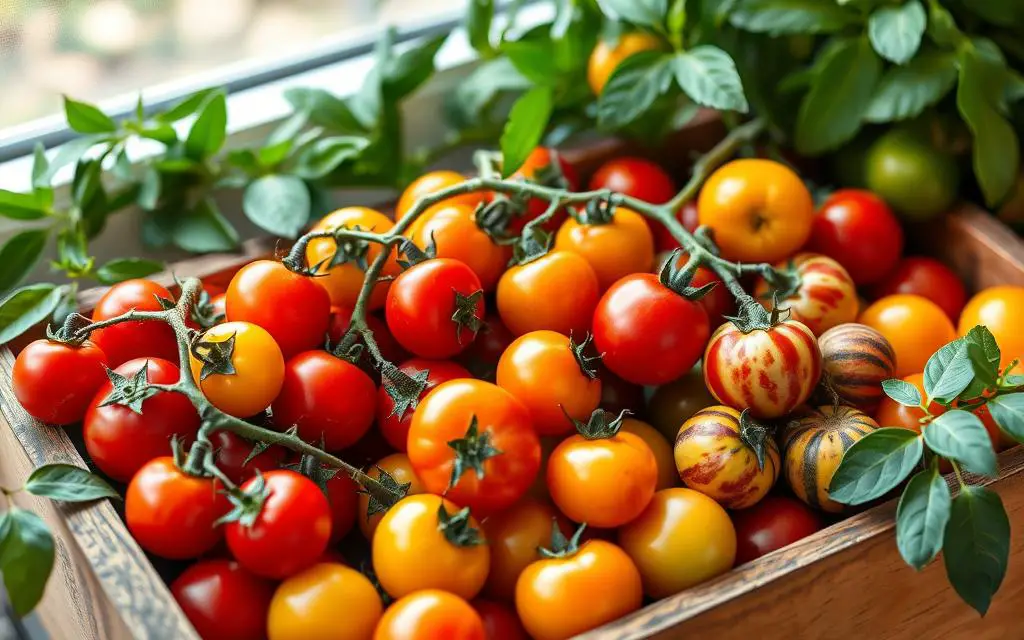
[620,418,678,490]
[587,33,662,95]
[859,294,956,377]
[268,563,382,640]
[189,321,284,418]
[358,453,426,541]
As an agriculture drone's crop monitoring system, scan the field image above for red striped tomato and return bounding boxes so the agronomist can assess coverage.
[752,253,858,336]
[703,320,822,419]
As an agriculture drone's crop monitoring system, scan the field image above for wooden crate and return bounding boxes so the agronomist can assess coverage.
[3,115,1024,640]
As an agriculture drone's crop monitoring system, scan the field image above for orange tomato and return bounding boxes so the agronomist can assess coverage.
[553,206,655,290]
[587,32,662,95]
[357,453,426,540]
[268,563,382,640]
[697,159,814,263]
[306,207,400,310]
[189,321,285,418]
[496,250,600,337]
[396,171,484,221]
[407,204,511,291]
[375,590,485,640]
[859,294,956,377]
[481,497,570,601]
[958,286,1024,371]
[620,418,678,490]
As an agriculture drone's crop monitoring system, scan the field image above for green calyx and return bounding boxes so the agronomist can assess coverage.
[285,451,341,497]
[575,197,616,225]
[396,237,435,270]
[190,332,238,380]
[190,287,225,328]
[658,249,718,301]
[98,362,158,415]
[725,293,789,334]
[475,198,523,240]
[215,471,270,528]
[570,333,603,380]
[361,466,412,520]
[538,520,586,559]
[436,503,485,548]
[738,409,770,472]
[45,312,93,347]
[757,262,803,303]
[446,415,503,490]
[509,226,552,266]
[328,226,370,270]
[452,289,486,340]
[567,407,630,440]
[380,362,430,421]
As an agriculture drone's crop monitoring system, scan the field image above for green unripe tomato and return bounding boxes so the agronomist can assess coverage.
[864,128,960,221]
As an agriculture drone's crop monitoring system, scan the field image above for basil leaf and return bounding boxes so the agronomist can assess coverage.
[987,393,1024,443]
[923,337,974,403]
[500,86,554,177]
[882,378,923,407]
[600,0,667,29]
[0,284,63,345]
[504,39,560,86]
[828,427,923,505]
[896,466,952,570]
[923,410,998,477]
[447,58,531,127]
[171,199,240,253]
[95,258,164,285]
[293,136,370,180]
[0,508,55,616]
[283,88,365,134]
[597,51,674,130]
[672,45,748,113]
[729,0,858,35]
[156,87,219,123]
[0,189,47,220]
[382,34,448,101]
[467,0,495,55]
[867,0,927,65]
[184,92,228,161]
[943,485,1009,615]
[63,96,117,133]
[864,51,957,123]
[0,230,48,295]
[243,174,311,239]
[24,463,120,502]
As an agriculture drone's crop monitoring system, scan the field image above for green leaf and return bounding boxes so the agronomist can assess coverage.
[987,394,1024,443]
[0,230,48,294]
[943,485,1010,615]
[294,136,370,180]
[828,427,923,505]
[882,378,923,407]
[156,87,219,123]
[597,51,674,130]
[467,0,494,54]
[283,88,365,133]
[961,325,1001,397]
[137,167,161,211]
[171,199,240,253]
[729,0,858,35]
[263,110,309,154]
[924,338,975,403]
[42,134,113,184]
[896,466,952,570]
[24,463,120,502]
[864,50,958,122]
[63,96,117,133]
[867,0,926,65]
[504,39,560,86]
[0,285,63,345]
[668,0,686,39]
[382,34,448,101]
[31,144,50,190]
[446,58,531,127]
[795,37,880,155]
[184,92,228,161]
[243,175,311,239]
[95,258,164,285]
[923,410,998,477]
[0,189,47,220]
[137,122,178,145]
[0,508,55,616]
[500,86,555,177]
[600,0,667,28]
[672,46,748,113]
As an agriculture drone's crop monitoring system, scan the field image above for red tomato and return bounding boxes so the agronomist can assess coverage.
[386,259,485,359]
[90,279,180,367]
[870,256,967,321]
[589,157,676,205]
[457,313,516,381]
[377,358,471,451]
[125,457,229,559]
[508,147,579,234]
[225,260,331,360]
[210,430,286,485]
[731,494,824,564]
[807,189,904,286]
[326,472,359,544]
[472,599,529,640]
[593,273,710,386]
[13,338,108,425]
[83,357,200,482]
[171,559,275,640]
[662,251,736,328]
[328,305,408,365]
[225,470,333,579]
[652,203,700,252]
[271,351,377,451]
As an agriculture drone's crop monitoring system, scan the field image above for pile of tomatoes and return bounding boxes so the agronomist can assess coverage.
[11,146,1024,640]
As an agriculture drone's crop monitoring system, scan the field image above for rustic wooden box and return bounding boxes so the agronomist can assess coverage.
[3,115,1024,640]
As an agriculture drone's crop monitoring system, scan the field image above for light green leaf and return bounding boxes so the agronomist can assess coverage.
[599,0,668,28]
[868,0,926,65]
[988,394,1024,443]
[0,508,55,616]
[943,486,1009,615]
[828,427,923,505]
[0,230,48,295]
[95,258,164,285]
[882,378,923,407]
[864,51,958,122]
[467,0,495,54]
[923,337,974,403]
[672,46,748,112]
[597,51,674,130]
[500,86,555,177]
[294,136,370,180]
[729,0,858,35]
[31,144,50,190]
[896,466,952,570]
[923,410,998,477]
[184,92,228,160]
[156,87,219,123]
[24,464,120,502]
[0,189,47,221]
[63,96,117,133]
[0,285,63,345]
[243,175,311,239]
[503,39,560,86]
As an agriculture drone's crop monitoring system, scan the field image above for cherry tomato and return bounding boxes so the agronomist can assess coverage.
[593,273,710,386]
[865,128,960,221]
[731,494,823,565]
[271,350,376,451]
[408,204,511,291]
[870,257,966,321]
[268,563,382,640]
[377,358,470,451]
[472,599,529,640]
[697,159,814,263]
[525,436,561,503]
[171,559,275,640]
[620,418,678,491]
[646,365,716,442]
[190,321,285,418]
[125,456,228,559]
[587,32,662,95]
[481,497,571,601]
[859,294,956,377]
[618,488,736,597]
[507,148,579,233]
[752,253,859,336]
[554,206,655,291]
[90,279,180,367]
[408,379,540,516]
[210,430,286,485]
[358,453,426,540]
[375,590,485,640]
[598,366,646,416]
[386,259,484,359]
[807,189,904,286]
[225,260,331,360]
[651,202,700,252]
[13,338,108,425]
[225,470,333,579]
[326,472,359,544]
[496,250,600,338]
[589,156,675,205]
[958,286,1024,371]
[373,494,490,599]
[84,357,200,482]
[457,313,516,381]
[397,170,485,222]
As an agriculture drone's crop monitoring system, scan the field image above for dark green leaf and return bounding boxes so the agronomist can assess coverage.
[867,0,926,65]
[294,136,370,180]
[963,0,1024,27]
[24,463,120,502]
[467,0,494,54]
[156,87,219,123]
[0,508,55,616]
[184,92,228,160]
[31,143,50,190]
[673,46,748,112]
[0,189,47,220]
[923,410,998,477]
[600,0,667,28]
[961,325,1001,397]
[63,96,117,133]
[0,285,63,344]
[0,230,47,294]
[896,466,952,570]
[500,86,555,177]
[243,174,311,239]
[943,485,1009,615]
[864,50,958,122]
[923,338,975,402]
[988,394,1024,443]
[729,0,858,35]
[503,39,560,85]
[283,88,365,133]
[171,199,240,253]
[597,50,674,130]
[137,167,161,211]
[828,427,923,505]
[382,34,448,101]
[882,378,923,407]
[95,258,164,285]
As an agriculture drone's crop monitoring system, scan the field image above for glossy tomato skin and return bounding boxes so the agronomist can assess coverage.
[752,253,859,336]
[408,379,540,516]
[589,157,675,204]
[554,206,655,291]
[357,453,426,540]
[84,357,200,482]
[703,320,822,419]
[587,33,662,95]
[496,251,599,338]
[808,189,904,286]
[375,590,485,640]
[397,171,485,221]
[408,204,511,291]
[13,339,108,425]
[268,563,382,640]
[209,293,227,323]
[126,457,229,559]
[870,257,966,321]
[171,559,275,640]
[481,497,571,601]
[226,470,333,579]
[621,418,678,491]
[508,148,579,233]
[271,350,376,451]
[190,321,285,418]
[472,599,529,640]
[515,539,642,640]
[91,279,179,367]
[377,358,470,451]
[211,430,286,485]
[225,260,331,360]
[593,273,710,386]
[386,259,485,359]
[373,494,490,600]
[496,330,602,436]
[958,286,1024,371]
[326,472,359,544]
[859,294,956,377]
[731,494,823,565]
[618,488,736,597]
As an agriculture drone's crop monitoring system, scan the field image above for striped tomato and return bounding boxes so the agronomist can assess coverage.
[781,405,879,512]
[818,323,897,414]
[673,406,780,509]
[752,253,858,336]
[703,319,822,419]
